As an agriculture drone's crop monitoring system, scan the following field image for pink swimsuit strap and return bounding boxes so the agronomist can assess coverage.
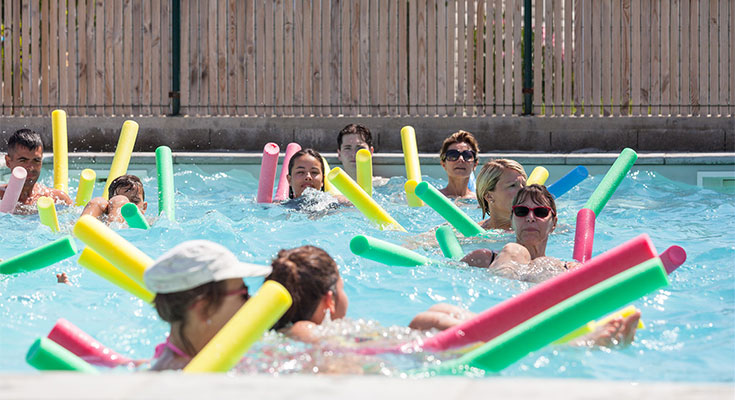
[153,337,191,360]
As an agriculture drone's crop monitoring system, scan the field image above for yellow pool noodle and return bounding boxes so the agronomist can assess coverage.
[328,167,405,231]
[526,166,550,186]
[184,280,293,373]
[103,120,139,200]
[37,196,60,232]
[553,305,645,344]
[52,110,69,193]
[321,156,341,195]
[75,169,97,207]
[77,248,154,303]
[72,215,153,287]
[355,149,373,197]
[401,126,423,207]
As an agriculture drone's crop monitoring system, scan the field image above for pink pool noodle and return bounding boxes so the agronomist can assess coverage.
[659,245,686,274]
[573,208,596,262]
[256,143,280,203]
[274,143,302,201]
[0,167,27,213]
[47,318,132,367]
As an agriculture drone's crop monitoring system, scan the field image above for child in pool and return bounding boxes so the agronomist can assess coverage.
[81,175,147,224]
[285,148,349,211]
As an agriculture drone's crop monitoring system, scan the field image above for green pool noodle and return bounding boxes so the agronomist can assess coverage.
[156,145,175,221]
[414,181,485,237]
[121,203,150,230]
[0,236,78,275]
[26,337,98,373]
[436,226,464,259]
[350,235,431,266]
[584,148,638,216]
[433,257,668,374]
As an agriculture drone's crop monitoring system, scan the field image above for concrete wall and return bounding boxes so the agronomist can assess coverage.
[1,116,733,153]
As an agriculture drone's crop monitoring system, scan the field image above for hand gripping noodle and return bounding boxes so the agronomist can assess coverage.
[74,169,96,207]
[328,167,405,231]
[103,120,139,200]
[401,126,423,207]
[553,305,645,344]
[184,281,292,373]
[73,215,154,287]
[526,166,549,186]
[584,148,638,216]
[355,148,373,197]
[321,156,341,195]
[155,146,175,220]
[256,143,280,203]
[26,337,99,373]
[121,203,150,230]
[414,181,485,237]
[547,166,588,198]
[0,166,27,213]
[573,208,596,262]
[274,143,302,201]
[77,248,154,302]
[433,257,668,374]
[435,226,464,259]
[37,196,60,232]
[52,109,69,193]
[47,318,133,367]
[0,236,78,275]
[350,235,431,266]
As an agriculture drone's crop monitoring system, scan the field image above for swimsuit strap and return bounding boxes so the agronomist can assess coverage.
[153,337,191,360]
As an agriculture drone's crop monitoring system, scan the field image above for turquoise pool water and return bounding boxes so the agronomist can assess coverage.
[1,164,733,381]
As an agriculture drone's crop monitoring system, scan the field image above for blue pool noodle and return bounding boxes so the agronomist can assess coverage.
[547,166,588,198]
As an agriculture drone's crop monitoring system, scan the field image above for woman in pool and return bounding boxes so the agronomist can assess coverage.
[287,149,327,199]
[438,130,480,199]
[475,158,528,230]
[143,240,272,371]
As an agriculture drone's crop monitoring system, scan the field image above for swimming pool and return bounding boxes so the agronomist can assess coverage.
[0,160,733,381]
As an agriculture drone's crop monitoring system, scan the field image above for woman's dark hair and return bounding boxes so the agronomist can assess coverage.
[287,148,326,198]
[108,174,146,203]
[512,184,557,215]
[265,246,339,330]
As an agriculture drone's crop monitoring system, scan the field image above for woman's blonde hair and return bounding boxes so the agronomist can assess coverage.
[475,159,527,218]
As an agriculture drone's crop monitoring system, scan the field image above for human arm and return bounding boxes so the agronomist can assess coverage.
[81,197,109,219]
[49,189,73,205]
[408,303,475,331]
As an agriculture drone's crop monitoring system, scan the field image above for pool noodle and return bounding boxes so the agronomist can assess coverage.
[435,257,668,373]
[547,166,589,198]
[184,280,292,373]
[52,109,69,193]
[37,196,60,232]
[526,166,549,186]
[121,203,150,230]
[584,148,638,216]
[47,318,133,367]
[401,126,423,207]
[321,156,340,195]
[77,248,155,303]
[256,142,280,203]
[660,245,687,274]
[355,149,373,197]
[103,120,139,200]
[327,167,405,231]
[74,169,96,206]
[573,208,596,262]
[26,337,99,373]
[553,305,644,344]
[155,146,175,220]
[350,235,431,266]
[0,166,27,213]
[274,143,302,201]
[414,181,485,237]
[436,226,464,259]
[0,236,78,275]
[420,234,657,352]
[73,215,154,287]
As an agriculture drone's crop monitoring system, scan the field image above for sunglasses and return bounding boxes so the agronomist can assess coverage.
[444,149,476,162]
[512,205,554,218]
[225,285,250,301]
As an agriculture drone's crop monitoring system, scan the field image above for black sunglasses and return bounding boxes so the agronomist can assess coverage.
[512,205,553,218]
[444,149,476,162]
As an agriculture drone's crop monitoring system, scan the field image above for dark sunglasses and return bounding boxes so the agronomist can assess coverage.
[225,285,250,301]
[444,149,476,162]
[512,205,553,218]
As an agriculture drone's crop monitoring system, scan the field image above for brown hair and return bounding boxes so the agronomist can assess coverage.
[287,149,326,198]
[265,246,339,330]
[512,184,557,216]
[475,159,528,218]
[337,124,373,149]
[108,174,146,203]
[439,130,479,162]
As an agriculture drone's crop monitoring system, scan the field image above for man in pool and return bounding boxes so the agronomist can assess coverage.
[81,174,147,224]
[336,124,387,186]
[1,129,72,212]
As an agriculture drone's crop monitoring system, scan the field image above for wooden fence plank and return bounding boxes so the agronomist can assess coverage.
[227,0,237,115]
[245,0,255,115]
[533,0,542,114]
[323,0,332,116]
[142,0,151,115]
[284,0,294,115]
[180,0,189,113]
[388,0,398,115]
[275,0,284,115]
[680,0,690,115]
[650,0,660,116]
[255,0,264,114]
[456,0,465,113]
[573,0,581,115]
[717,0,727,116]
[474,1,483,114]
[512,0,521,114]
[207,0,217,115]
[68,0,77,113]
[49,0,59,112]
[131,0,141,114]
[689,0,699,115]
[428,0,438,116]
[544,0,552,116]
[446,0,455,116]
[161,0,170,115]
[600,0,610,116]
[113,0,123,114]
[311,0,321,115]
[2,0,12,114]
[630,0,640,115]
[670,0,679,116]
[95,0,104,114]
[437,0,447,116]
[698,0,709,115]
[417,0,427,116]
[503,0,513,115]
[301,0,311,115]
[351,0,361,114]
[581,0,591,114]
[621,0,630,115]
[708,0,718,115]
[58,0,67,110]
[554,0,563,116]
[465,0,474,114]
[660,0,669,115]
[122,0,132,115]
[564,0,573,115]
[329,0,339,116]
[379,0,389,115]
[370,0,379,116]
[32,0,41,114]
[640,0,650,115]
[189,0,200,115]
[408,0,417,114]
[22,0,30,115]
[729,0,734,115]
[215,0,226,115]
[485,0,494,115]
[341,0,350,115]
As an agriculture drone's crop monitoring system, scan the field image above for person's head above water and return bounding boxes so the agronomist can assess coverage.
[476,159,528,229]
[108,174,147,212]
[511,183,557,240]
[438,130,479,198]
[287,149,326,199]
[336,124,374,177]
[5,129,44,188]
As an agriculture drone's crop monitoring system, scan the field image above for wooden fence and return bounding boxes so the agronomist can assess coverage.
[1,0,733,117]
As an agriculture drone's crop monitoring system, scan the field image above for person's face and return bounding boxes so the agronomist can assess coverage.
[287,155,324,198]
[206,278,249,333]
[5,146,43,186]
[511,196,557,246]
[332,275,349,320]
[112,184,148,213]
[440,142,477,179]
[483,168,526,217]
[337,134,372,171]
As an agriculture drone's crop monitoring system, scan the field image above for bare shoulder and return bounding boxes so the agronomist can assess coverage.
[288,321,320,343]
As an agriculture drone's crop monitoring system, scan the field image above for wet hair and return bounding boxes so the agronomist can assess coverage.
[107,175,145,203]
[152,281,228,357]
[512,184,557,216]
[7,129,43,154]
[337,124,373,149]
[265,246,340,330]
[287,148,326,198]
[475,159,528,219]
[439,130,479,162]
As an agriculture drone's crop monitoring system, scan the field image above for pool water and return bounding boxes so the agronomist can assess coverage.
[1,165,733,381]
